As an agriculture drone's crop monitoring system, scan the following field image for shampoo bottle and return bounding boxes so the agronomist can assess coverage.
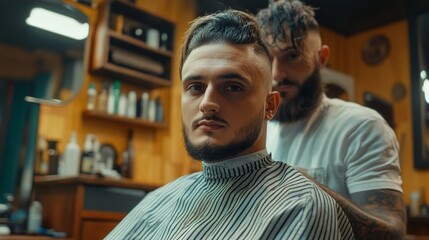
[62,132,81,176]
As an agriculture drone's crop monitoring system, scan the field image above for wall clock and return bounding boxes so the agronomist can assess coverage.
[361,34,390,66]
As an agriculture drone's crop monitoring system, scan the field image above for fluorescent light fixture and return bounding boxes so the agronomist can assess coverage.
[26,7,89,40]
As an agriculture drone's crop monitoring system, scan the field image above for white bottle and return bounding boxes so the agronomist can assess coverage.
[27,201,42,233]
[62,132,81,176]
[127,91,137,118]
[107,84,115,115]
[118,93,128,116]
[148,99,156,122]
[141,92,149,120]
[86,82,97,111]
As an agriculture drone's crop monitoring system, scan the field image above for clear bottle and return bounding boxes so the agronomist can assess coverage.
[62,132,81,176]
[86,82,97,111]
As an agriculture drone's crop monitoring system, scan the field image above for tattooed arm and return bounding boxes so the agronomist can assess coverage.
[316,183,406,240]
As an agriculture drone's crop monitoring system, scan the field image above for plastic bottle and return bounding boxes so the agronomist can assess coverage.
[141,92,149,120]
[92,138,101,174]
[107,84,115,115]
[62,132,81,176]
[410,191,421,217]
[47,140,59,175]
[127,91,137,118]
[37,136,47,175]
[113,80,121,114]
[97,81,108,113]
[118,93,127,116]
[148,99,156,122]
[86,82,97,111]
[27,201,42,233]
[155,96,164,122]
[80,134,94,174]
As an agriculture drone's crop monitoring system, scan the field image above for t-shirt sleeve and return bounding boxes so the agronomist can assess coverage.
[344,117,403,194]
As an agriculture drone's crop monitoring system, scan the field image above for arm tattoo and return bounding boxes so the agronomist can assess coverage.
[343,189,406,240]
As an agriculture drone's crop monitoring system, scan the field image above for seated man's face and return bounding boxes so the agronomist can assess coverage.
[181,42,272,161]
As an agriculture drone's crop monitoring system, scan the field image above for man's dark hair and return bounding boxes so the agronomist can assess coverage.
[180,9,271,76]
[257,0,319,52]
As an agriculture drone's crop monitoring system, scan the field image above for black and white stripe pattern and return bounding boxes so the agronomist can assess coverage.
[105,155,354,240]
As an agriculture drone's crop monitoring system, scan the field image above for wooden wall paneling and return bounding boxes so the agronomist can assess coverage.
[320,27,348,72]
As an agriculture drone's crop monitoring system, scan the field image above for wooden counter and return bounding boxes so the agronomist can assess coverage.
[34,175,159,240]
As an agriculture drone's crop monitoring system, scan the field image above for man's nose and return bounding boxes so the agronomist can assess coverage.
[272,58,285,83]
[199,86,221,115]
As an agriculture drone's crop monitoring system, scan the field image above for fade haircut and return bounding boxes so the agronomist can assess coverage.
[180,9,272,77]
[257,0,319,53]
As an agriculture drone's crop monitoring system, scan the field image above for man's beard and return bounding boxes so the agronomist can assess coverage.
[272,67,323,123]
[183,107,264,162]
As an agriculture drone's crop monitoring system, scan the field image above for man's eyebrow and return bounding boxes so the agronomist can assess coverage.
[219,73,248,82]
[282,46,297,51]
[182,75,203,82]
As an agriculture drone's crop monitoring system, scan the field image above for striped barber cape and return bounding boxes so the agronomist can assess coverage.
[105,152,354,240]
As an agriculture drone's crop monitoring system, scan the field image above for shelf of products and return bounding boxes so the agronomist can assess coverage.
[92,0,175,88]
[82,110,167,129]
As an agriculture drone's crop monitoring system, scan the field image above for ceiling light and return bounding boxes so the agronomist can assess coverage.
[26,7,89,40]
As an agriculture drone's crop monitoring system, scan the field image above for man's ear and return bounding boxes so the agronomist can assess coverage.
[265,91,280,120]
[318,45,330,67]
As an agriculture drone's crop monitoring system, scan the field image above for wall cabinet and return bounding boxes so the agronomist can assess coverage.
[34,175,158,239]
[92,0,175,88]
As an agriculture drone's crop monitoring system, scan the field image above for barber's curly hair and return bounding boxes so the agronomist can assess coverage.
[256,0,319,52]
[180,9,271,76]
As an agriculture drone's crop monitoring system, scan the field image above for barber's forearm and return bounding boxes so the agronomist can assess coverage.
[317,183,406,240]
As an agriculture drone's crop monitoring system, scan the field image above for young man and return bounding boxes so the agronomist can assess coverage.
[257,0,405,239]
[105,9,354,240]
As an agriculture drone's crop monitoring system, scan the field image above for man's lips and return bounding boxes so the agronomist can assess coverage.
[197,120,225,131]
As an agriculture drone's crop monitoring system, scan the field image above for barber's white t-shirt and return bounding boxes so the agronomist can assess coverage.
[267,95,402,199]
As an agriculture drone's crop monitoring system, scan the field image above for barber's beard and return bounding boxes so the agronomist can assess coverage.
[272,67,323,123]
[183,107,264,162]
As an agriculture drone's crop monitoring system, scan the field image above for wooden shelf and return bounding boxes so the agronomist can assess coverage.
[95,62,171,87]
[82,110,166,129]
[109,30,173,58]
[91,0,175,88]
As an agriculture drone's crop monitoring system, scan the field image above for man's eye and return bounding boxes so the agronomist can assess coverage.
[187,84,204,92]
[280,50,301,62]
[225,85,243,92]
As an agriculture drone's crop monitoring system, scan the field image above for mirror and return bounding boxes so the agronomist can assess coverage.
[410,10,429,168]
[0,0,89,232]
[0,0,89,105]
